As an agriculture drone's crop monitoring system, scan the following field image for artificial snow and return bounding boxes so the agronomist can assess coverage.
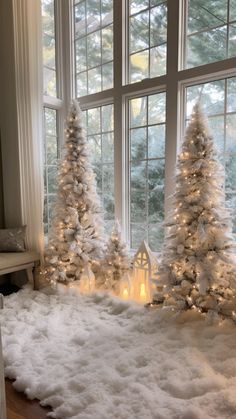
[1,287,236,418]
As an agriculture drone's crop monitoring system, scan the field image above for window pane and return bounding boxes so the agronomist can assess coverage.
[186,0,236,68]
[102,62,113,90]
[129,92,166,251]
[150,4,167,47]
[43,68,57,97]
[130,50,149,83]
[130,96,147,127]
[131,128,147,161]
[85,104,115,229]
[130,0,149,15]
[75,38,87,73]
[128,1,167,83]
[101,0,113,24]
[130,11,149,54]
[76,72,88,97]
[87,0,101,33]
[186,79,225,117]
[150,44,166,78]
[188,0,227,34]
[148,125,165,158]
[74,0,114,97]
[102,133,114,162]
[229,25,236,58]
[227,78,236,112]
[102,25,113,63]
[230,0,236,21]
[187,27,227,68]
[41,0,57,97]
[148,92,166,124]
[102,104,114,131]
[43,108,59,236]
[208,115,224,153]
[88,67,102,94]
[226,114,236,153]
[226,193,236,233]
[74,1,86,37]
[87,31,101,68]
[42,34,56,69]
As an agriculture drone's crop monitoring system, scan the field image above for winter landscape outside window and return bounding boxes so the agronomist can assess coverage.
[43,108,59,235]
[129,92,166,250]
[40,0,236,251]
[42,0,60,236]
[83,104,115,231]
[74,0,114,96]
[129,0,167,83]
[185,0,236,68]
[42,0,57,96]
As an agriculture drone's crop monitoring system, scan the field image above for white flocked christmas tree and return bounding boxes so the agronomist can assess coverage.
[155,103,236,319]
[104,219,131,294]
[44,100,105,284]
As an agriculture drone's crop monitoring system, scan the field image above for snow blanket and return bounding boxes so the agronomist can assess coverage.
[1,286,236,419]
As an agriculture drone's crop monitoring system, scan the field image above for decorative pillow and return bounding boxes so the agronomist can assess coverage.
[0,226,26,252]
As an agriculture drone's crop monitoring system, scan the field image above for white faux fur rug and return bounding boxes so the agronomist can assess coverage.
[1,287,236,419]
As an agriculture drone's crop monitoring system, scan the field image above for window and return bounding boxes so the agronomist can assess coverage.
[74,0,168,251]
[42,0,57,96]
[185,0,236,68]
[40,0,236,250]
[129,93,165,250]
[74,0,114,96]
[186,76,236,232]
[84,104,115,230]
[41,0,66,236]
[129,0,167,83]
[43,108,59,235]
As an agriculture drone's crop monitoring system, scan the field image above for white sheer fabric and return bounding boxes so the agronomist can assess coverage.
[12,0,44,259]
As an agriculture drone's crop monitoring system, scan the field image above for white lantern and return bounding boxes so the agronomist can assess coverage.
[79,264,95,293]
[131,240,158,303]
[119,273,131,300]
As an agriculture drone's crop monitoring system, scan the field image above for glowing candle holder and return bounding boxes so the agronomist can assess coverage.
[119,273,131,300]
[131,240,158,303]
[79,264,95,293]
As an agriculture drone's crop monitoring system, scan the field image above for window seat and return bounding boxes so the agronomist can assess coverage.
[0,252,40,290]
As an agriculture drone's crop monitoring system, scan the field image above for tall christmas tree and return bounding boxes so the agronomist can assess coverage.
[44,100,105,284]
[104,219,131,294]
[155,103,236,318]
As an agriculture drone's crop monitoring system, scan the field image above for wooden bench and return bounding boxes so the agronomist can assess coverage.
[0,252,40,290]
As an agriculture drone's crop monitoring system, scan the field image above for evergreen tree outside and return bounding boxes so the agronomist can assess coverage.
[44,100,105,284]
[155,104,236,319]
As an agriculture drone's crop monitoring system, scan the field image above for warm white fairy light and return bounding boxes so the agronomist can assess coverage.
[152,103,236,320]
[43,100,105,285]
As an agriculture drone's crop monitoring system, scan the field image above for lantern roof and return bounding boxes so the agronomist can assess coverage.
[134,240,158,268]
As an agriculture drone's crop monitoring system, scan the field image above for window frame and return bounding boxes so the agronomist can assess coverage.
[47,0,236,250]
[42,0,73,238]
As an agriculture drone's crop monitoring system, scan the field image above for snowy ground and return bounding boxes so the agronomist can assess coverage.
[1,287,236,419]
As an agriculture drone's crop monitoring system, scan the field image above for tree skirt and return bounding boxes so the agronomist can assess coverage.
[1,287,236,419]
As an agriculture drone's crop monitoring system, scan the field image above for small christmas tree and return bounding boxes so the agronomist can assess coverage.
[104,219,131,294]
[44,100,105,284]
[155,103,236,319]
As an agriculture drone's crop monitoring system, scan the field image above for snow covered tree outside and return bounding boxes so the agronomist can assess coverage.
[104,219,131,294]
[156,103,236,318]
[44,100,105,283]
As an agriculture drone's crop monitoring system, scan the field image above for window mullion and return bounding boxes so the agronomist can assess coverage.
[165,0,180,216]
